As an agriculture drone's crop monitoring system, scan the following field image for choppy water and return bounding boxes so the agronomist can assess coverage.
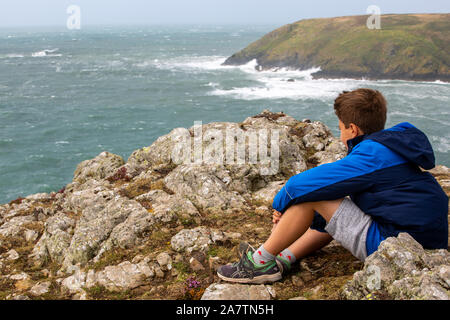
[0,25,449,204]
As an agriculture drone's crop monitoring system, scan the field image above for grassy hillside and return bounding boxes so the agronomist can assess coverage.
[223,14,450,81]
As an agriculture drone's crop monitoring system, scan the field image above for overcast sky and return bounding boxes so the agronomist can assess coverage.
[1,0,449,27]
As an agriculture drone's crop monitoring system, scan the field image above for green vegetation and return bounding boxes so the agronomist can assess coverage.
[224,14,449,81]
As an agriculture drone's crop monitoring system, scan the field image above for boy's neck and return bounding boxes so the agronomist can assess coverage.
[347,134,367,153]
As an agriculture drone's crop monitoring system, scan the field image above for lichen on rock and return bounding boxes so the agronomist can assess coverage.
[342,233,450,300]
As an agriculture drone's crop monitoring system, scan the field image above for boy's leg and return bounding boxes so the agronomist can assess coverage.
[284,228,333,260]
[263,198,343,256]
[266,196,373,262]
[217,198,344,284]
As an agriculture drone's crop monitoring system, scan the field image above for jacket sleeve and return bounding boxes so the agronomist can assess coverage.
[272,140,406,213]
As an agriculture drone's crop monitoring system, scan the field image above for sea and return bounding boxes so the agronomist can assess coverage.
[0,24,449,204]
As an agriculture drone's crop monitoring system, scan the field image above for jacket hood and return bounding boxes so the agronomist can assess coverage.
[347,122,436,170]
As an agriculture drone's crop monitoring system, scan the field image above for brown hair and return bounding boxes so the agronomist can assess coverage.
[334,88,387,134]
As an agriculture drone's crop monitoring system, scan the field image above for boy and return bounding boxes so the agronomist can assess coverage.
[217,88,449,284]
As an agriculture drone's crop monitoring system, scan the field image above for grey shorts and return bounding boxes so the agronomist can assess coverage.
[324,197,373,261]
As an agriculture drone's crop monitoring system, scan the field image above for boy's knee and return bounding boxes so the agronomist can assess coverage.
[311,198,345,222]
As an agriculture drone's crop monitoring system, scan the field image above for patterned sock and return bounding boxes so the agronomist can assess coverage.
[252,244,275,267]
[278,248,296,265]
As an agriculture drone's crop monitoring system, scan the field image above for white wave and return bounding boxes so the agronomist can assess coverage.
[147,56,351,100]
[0,53,24,59]
[209,78,356,100]
[32,51,47,57]
[80,68,100,73]
[27,154,44,159]
[165,55,229,71]
[134,59,159,68]
[32,49,62,57]
[7,53,24,58]
[205,82,219,88]
[138,55,242,72]
[209,62,362,100]
[154,56,356,100]
[55,141,69,145]
[134,54,447,101]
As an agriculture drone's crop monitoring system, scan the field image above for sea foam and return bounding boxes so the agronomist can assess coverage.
[32,49,62,57]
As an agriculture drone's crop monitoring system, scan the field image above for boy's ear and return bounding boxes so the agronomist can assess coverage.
[349,123,364,137]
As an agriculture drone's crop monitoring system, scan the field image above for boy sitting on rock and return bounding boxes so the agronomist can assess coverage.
[217,88,449,284]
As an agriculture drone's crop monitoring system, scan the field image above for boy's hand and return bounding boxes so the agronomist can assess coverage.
[272,210,282,224]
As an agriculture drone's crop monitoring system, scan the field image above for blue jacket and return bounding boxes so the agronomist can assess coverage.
[272,122,449,249]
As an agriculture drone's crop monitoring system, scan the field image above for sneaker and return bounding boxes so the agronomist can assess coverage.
[217,247,283,284]
[239,242,292,275]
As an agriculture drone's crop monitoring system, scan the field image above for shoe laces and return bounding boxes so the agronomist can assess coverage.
[231,250,256,278]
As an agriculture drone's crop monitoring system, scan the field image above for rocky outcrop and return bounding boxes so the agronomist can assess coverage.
[73,151,125,184]
[0,110,448,300]
[342,233,449,300]
[4,110,343,274]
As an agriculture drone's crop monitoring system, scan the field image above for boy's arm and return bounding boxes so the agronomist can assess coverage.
[272,140,405,213]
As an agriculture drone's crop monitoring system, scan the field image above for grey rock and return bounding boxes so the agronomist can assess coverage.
[62,261,154,293]
[8,272,30,281]
[5,249,19,261]
[73,151,125,184]
[91,261,153,291]
[25,193,54,201]
[0,215,35,237]
[93,199,156,263]
[61,268,87,293]
[342,233,450,300]
[59,183,155,271]
[156,252,172,271]
[135,189,200,223]
[164,164,249,215]
[252,180,285,206]
[24,229,39,242]
[171,226,241,254]
[30,281,51,296]
[72,289,88,300]
[201,283,272,300]
[289,296,308,300]
[29,212,76,266]
[153,264,165,278]
[189,257,205,272]
[11,294,31,300]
